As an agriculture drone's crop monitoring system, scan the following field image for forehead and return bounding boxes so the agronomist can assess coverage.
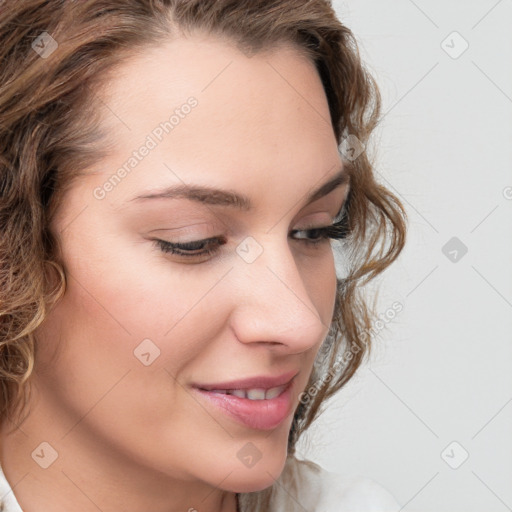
[86,33,340,207]
[98,34,331,133]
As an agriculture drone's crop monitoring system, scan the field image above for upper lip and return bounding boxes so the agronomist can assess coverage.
[194,370,299,391]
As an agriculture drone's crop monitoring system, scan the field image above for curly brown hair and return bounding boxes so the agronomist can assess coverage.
[0,0,406,509]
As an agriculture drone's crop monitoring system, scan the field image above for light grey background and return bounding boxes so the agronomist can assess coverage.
[296,1,512,511]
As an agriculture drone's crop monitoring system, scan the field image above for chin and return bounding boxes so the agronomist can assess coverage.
[221,454,288,494]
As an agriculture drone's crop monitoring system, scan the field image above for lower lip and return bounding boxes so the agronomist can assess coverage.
[193,381,294,431]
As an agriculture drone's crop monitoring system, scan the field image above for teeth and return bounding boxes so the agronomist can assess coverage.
[210,385,286,400]
[246,388,266,400]
[265,385,284,399]
[208,384,287,400]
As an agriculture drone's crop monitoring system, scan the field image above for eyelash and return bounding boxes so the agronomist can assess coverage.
[154,207,348,259]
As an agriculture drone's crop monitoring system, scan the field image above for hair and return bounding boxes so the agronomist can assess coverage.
[0,0,407,509]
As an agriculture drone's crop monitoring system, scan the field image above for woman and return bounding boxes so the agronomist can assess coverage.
[0,1,407,510]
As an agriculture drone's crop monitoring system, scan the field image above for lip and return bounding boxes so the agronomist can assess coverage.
[193,369,299,391]
[191,370,299,431]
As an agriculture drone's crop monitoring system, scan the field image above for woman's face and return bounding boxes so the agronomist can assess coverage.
[28,34,349,506]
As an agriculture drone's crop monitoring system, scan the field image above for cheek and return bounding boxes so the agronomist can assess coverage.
[34,229,233,418]
[32,245,237,471]
[300,246,338,322]
[53,225,229,349]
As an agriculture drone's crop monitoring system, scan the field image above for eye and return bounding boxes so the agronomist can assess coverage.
[291,204,349,248]
[154,204,348,261]
[155,236,226,259]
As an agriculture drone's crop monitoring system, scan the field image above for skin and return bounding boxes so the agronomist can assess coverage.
[0,32,349,512]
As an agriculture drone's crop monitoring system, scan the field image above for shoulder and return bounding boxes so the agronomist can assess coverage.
[268,456,400,512]
[320,472,401,511]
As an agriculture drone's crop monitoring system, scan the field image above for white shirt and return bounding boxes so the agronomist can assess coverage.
[0,463,22,512]
[266,456,401,511]
[0,457,400,511]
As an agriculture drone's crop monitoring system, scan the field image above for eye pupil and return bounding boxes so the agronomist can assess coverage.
[308,228,323,239]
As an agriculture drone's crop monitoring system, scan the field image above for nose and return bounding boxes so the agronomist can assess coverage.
[228,234,336,354]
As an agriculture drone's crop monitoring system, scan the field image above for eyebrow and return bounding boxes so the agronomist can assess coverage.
[129,167,349,210]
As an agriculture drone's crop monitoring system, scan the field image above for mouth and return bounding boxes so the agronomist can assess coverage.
[191,371,298,430]
[201,384,288,400]
[193,369,298,395]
